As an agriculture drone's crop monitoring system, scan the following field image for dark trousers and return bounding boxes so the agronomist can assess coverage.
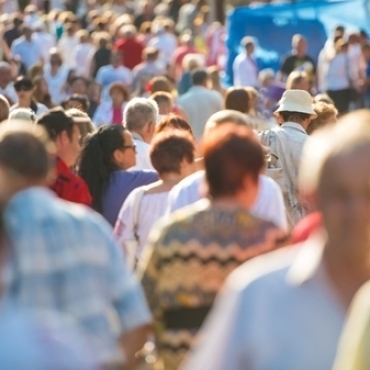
[326,89,351,115]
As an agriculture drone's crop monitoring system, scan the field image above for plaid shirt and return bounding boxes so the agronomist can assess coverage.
[3,187,151,364]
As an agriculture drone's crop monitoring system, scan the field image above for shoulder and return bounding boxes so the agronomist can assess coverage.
[259,174,281,195]
[233,53,245,64]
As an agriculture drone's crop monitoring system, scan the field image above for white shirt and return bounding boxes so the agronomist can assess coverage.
[96,65,133,102]
[10,103,48,117]
[43,64,69,104]
[233,53,259,87]
[182,234,345,370]
[167,171,288,231]
[178,86,223,141]
[0,83,18,104]
[129,134,154,171]
[93,101,126,127]
[115,189,170,264]
[148,32,178,65]
[58,36,78,68]
[33,31,56,62]
[72,43,96,77]
[324,54,351,91]
[1,0,18,13]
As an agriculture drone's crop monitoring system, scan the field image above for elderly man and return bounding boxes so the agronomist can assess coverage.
[124,97,158,170]
[1,122,151,370]
[182,110,370,370]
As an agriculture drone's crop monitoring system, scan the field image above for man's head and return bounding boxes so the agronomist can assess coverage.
[150,92,174,116]
[120,24,137,39]
[242,36,255,55]
[0,122,55,202]
[49,48,63,67]
[36,108,81,168]
[143,47,159,62]
[292,34,307,57]
[22,25,33,41]
[202,123,264,207]
[70,77,88,95]
[124,98,158,143]
[275,90,316,130]
[111,50,123,67]
[192,69,209,87]
[300,110,370,260]
[0,63,12,89]
[0,95,9,122]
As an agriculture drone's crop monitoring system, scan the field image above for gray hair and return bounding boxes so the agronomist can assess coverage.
[124,98,158,132]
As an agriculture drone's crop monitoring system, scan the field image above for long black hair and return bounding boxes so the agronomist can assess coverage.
[78,124,126,213]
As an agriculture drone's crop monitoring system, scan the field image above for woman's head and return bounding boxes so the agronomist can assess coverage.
[78,125,136,212]
[306,102,338,135]
[14,76,35,102]
[150,130,195,177]
[224,87,250,114]
[28,63,44,81]
[109,83,129,107]
[155,114,193,136]
[286,71,310,92]
[33,76,50,101]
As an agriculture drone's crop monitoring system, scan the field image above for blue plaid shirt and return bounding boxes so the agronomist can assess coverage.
[3,187,151,364]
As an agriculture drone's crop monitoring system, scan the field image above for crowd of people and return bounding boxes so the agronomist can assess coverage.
[0,1,370,370]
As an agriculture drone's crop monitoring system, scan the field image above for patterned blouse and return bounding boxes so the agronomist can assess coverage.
[138,200,287,370]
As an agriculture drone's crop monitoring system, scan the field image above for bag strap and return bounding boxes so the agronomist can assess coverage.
[132,186,147,242]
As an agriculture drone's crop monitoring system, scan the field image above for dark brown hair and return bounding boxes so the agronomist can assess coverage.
[150,130,195,174]
[155,114,193,136]
[150,92,173,106]
[109,82,129,101]
[202,124,264,198]
[224,87,250,114]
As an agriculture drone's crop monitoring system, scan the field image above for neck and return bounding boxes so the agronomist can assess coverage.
[160,172,184,184]
[18,98,31,107]
[212,194,254,210]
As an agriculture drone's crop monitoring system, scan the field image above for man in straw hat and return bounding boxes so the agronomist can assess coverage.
[260,89,316,227]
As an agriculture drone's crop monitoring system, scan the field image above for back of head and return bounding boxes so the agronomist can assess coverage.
[36,107,75,141]
[203,110,251,137]
[9,108,36,123]
[124,98,158,132]
[148,76,172,94]
[191,68,208,86]
[150,130,195,175]
[202,124,264,199]
[66,108,95,141]
[155,114,193,136]
[0,95,10,123]
[0,121,55,186]
[224,87,250,114]
[306,102,337,135]
[78,125,126,212]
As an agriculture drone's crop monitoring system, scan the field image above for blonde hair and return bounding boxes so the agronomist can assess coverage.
[306,102,337,135]
[286,71,308,90]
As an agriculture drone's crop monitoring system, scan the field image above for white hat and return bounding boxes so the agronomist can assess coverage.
[274,89,317,118]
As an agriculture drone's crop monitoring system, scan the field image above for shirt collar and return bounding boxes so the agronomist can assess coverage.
[281,121,307,134]
[286,230,327,286]
[131,132,144,142]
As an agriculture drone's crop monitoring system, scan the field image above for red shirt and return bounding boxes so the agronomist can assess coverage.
[112,107,123,125]
[51,158,92,206]
[114,38,144,70]
[291,212,322,244]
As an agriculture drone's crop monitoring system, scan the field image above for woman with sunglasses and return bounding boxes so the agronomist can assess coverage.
[11,76,48,116]
[78,124,158,225]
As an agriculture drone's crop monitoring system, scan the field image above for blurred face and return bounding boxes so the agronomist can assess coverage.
[110,88,125,107]
[56,125,81,167]
[16,86,34,102]
[111,52,122,66]
[319,146,370,259]
[39,79,49,95]
[71,80,87,95]
[296,38,307,56]
[50,54,62,66]
[158,101,173,115]
[0,67,11,86]
[295,76,310,92]
[113,131,137,169]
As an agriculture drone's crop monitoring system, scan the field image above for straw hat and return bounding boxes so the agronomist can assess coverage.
[274,90,317,118]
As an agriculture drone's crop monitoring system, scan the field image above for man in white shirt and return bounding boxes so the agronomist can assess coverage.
[123,98,158,170]
[182,112,370,370]
[57,23,78,68]
[96,51,133,103]
[178,69,223,141]
[0,62,17,104]
[233,36,259,87]
[167,110,288,231]
[72,30,96,78]
[32,21,56,63]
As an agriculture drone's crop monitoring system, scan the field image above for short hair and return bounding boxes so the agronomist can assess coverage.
[314,93,334,105]
[108,83,129,101]
[149,130,195,174]
[286,71,308,90]
[182,53,204,71]
[204,110,251,136]
[224,87,250,114]
[150,92,173,107]
[306,102,338,135]
[64,94,90,112]
[0,95,10,122]
[192,69,208,85]
[0,122,55,180]
[202,124,264,198]
[66,108,95,142]
[155,114,193,136]
[70,76,88,87]
[147,76,172,94]
[292,34,306,47]
[124,98,158,131]
[242,36,254,48]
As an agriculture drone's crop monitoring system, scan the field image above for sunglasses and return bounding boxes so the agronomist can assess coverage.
[15,86,33,92]
[122,144,136,152]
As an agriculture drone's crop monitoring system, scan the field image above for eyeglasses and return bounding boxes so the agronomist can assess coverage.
[122,144,137,152]
[15,86,33,92]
